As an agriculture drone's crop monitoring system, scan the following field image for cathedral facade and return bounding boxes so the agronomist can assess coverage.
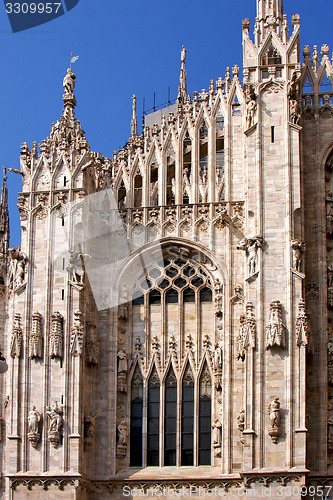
[1,0,333,498]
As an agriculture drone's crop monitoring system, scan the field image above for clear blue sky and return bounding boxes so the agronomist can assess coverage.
[0,0,332,246]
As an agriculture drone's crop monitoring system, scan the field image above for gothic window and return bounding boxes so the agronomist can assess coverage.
[199,121,208,202]
[150,155,159,206]
[181,363,194,465]
[118,180,127,209]
[166,143,176,205]
[164,366,177,465]
[130,365,143,467]
[147,367,160,466]
[262,43,282,66]
[128,255,217,468]
[183,131,192,204]
[199,362,212,465]
[134,174,142,207]
[320,73,333,93]
[215,108,225,201]
[302,75,312,94]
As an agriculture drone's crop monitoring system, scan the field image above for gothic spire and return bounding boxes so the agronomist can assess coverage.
[131,94,138,137]
[256,0,284,42]
[177,45,187,104]
[0,167,9,259]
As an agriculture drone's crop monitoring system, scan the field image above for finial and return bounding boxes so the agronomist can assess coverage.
[131,94,138,137]
[2,166,7,182]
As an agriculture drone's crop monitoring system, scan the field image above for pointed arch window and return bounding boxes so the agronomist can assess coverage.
[181,363,194,465]
[130,365,143,467]
[262,43,282,66]
[183,131,192,204]
[118,180,127,209]
[164,366,177,466]
[147,367,160,466]
[199,362,212,465]
[166,143,175,205]
[150,156,159,206]
[128,256,217,468]
[134,174,142,207]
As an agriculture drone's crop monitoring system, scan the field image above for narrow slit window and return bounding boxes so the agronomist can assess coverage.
[147,367,160,466]
[199,363,212,465]
[164,367,177,466]
[181,363,194,466]
[130,365,143,467]
[271,126,275,143]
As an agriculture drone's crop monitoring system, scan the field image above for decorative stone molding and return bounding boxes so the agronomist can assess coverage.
[27,406,41,448]
[70,311,84,356]
[266,301,286,349]
[86,323,99,367]
[236,409,245,444]
[49,311,63,359]
[10,313,23,358]
[295,299,312,352]
[46,402,63,448]
[268,397,281,444]
[29,312,43,359]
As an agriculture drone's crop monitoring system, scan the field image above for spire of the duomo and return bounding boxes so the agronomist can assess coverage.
[177,45,187,104]
[0,167,9,260]
[131,94,138,137]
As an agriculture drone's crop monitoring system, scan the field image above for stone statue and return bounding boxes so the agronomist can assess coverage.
[117,350,127,373]
[181,45,186,63]
[63,68,76,95]
[291,240,305,272]
[46,403,63,432]
[268,397,281,443]
[27,406,41,448]
[67,250,86,285]
[116,420,128,457]
[8,247,27,289]
[238,237,262,275]
[212,418,222,447]
[213,343,223,370]
[246,98,257,129]
[46,402,63,448]
[29,312,43,359]
[290,99,300,124]
[236,409,245,433]
[28,406,41,434]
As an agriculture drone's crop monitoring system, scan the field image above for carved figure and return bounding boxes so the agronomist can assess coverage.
[266,300,286,349]
[63,68,76,95]
[46,402,63,448]
[237,302,256,360]
[212,418,222,447]
[67,250,86,285]
[46,403,63,432]
[117,350,127,373]
[28,406,40,434]
[8,247,27,289]
[290,99,300,124]
[238,237,262,275]
[117,420,128,457]
[213,343,223,370]
[181,45,186,63]
[268,397,281,444]
[236,409,245,432]
[246,97,257,129]
[291,240,305,272]
[27,406,41,448]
